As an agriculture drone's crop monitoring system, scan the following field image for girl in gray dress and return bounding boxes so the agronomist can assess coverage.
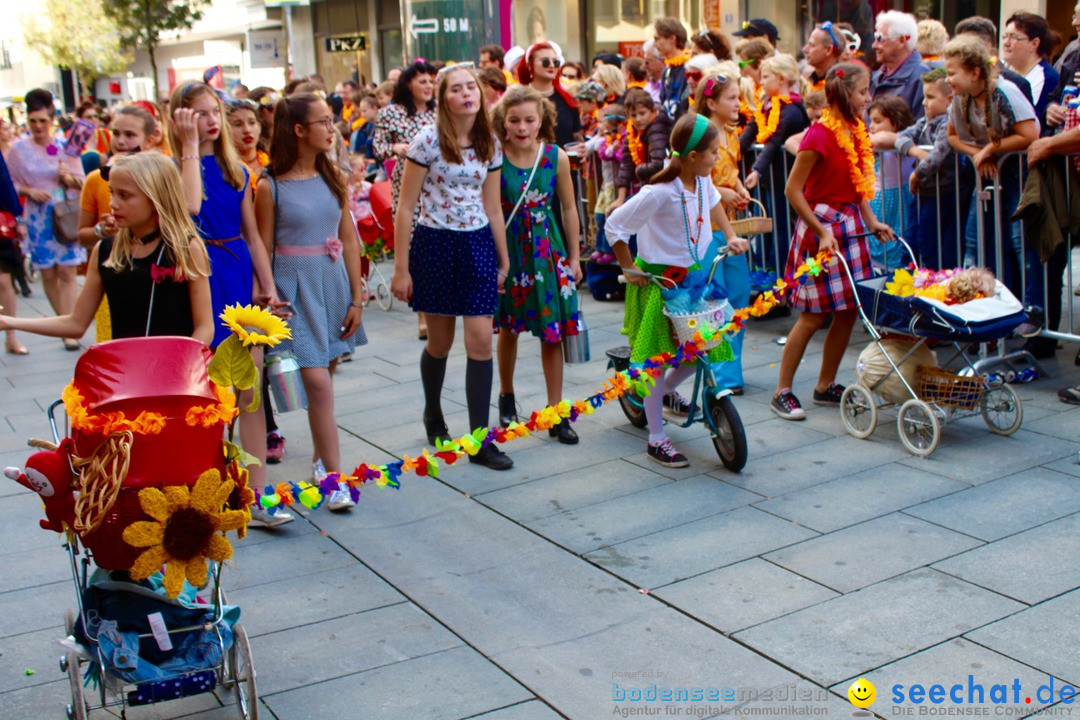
[256,93,367,512]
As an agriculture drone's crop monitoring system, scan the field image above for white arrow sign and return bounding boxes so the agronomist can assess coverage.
[410,15,438,38]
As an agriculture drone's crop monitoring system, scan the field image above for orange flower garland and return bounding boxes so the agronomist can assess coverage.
[62,383,168,436]
[627,120,646,166]
[819,108,876,201]
[753,95,791,143]
[665,51,691,68]
[627,80,647,90]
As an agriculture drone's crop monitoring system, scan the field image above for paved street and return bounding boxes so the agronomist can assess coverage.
[1,264,1079,719]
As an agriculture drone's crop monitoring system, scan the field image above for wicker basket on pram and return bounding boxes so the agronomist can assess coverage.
[915,365,982,410]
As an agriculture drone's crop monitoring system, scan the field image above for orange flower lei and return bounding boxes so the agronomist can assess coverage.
[810,78,826,93]
[185,383,239,429]
[665,51,691,68]
[627,80,647,90]
[627,119,645,166]
[820,108,876,201]
[753,95,791,143]
[62,383,168,436]
[738,99,753,123]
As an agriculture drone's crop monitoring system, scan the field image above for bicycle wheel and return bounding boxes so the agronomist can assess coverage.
[618,389,648,428]
[897,399,940,457]
[981,383,1022,436]
[707,393,747,472]
[840,384,878,439]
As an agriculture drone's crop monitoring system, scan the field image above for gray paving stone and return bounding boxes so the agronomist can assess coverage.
[224,565,406,636]
[848,638,1068,715]
[905,467,1080,542]
[652,558,839,632]
[0,625,74,693]
[225,528,362,590]
[966,590,1080,687]
[933,513,1080,605]
[1020,406,1080,442]
[264,645,532,720]
[752,462,968,531]
[0,580,72,639]
[764,513,983,593]
[586,505,818,589]
[529,475,762,553]
[735,568,1025,686]
[250,603,463,694]
[478,458,672,523]
[467,699,566,719]
[3,543,72,591]
[898,430,1080,485]
[492,606,804,719]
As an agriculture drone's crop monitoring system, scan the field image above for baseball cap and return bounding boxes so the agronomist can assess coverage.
[733,18,779,44]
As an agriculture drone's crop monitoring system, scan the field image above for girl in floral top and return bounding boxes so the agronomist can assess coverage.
[374,60,437,339]
[492,86,583,445]
[390,64,513,471]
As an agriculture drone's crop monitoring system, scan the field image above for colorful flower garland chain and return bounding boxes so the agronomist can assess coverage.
[254,250,836,513]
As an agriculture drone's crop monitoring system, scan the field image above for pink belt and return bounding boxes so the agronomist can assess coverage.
[276,237,343,261]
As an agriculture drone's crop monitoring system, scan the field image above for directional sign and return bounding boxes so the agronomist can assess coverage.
[411,16,438,38]
[325,35,367,52]
[403,0,488,62]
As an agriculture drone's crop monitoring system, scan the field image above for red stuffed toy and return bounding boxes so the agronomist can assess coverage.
[4,438,76,533]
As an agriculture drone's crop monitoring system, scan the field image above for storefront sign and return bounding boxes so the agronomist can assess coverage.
[619,42,645,59]
[325,35,367,52]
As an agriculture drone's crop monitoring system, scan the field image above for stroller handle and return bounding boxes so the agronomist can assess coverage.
[831,234,917,286]
[618,246,732,288]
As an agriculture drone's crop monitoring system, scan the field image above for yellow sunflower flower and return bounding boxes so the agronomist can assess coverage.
[122,469,248,598]
[219,304,292,348]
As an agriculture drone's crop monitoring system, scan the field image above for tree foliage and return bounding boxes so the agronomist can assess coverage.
[103,0,209,97]
[23,0,132,94]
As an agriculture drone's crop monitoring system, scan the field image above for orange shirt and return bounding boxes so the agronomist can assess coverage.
[80,169,111,220]
[711,125,742,226]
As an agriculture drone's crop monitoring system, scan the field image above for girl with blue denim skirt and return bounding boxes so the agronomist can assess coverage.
[391,64,514,471]
[608,113,750,468]
[695,65,753,395]
[944,37,1039,306]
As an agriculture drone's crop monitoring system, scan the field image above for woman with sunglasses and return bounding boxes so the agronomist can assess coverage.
[518,43,581,148]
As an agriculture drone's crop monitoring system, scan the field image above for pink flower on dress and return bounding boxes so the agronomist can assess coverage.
[325,237,343,261]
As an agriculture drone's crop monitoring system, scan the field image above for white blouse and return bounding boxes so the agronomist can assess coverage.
[406,125,502,232]
[605,177,721,267]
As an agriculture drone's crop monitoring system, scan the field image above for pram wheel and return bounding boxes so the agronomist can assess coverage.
[65,651,87,720]
[981,384,1022,436]
[375,280,393,311]
[840,384,878,439]
[707,393,747,472]
[897,399,940,457]
[64,608,76,635]
[224,623,258,719]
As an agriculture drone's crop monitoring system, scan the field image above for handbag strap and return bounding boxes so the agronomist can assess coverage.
[505,143,545,226]
[145,244,166,337]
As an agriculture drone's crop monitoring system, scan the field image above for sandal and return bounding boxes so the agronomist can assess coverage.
[5,343,28,355]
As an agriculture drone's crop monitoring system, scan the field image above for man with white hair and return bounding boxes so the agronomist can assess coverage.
[870,10,928,120]
[641,40,664,103]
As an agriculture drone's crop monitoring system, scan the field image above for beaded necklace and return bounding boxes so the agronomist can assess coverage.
[679,176,706,263]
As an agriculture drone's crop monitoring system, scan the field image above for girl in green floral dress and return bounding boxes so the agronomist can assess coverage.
[493,86,583,444]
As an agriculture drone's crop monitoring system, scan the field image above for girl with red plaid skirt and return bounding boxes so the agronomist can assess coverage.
[772,64,894,421]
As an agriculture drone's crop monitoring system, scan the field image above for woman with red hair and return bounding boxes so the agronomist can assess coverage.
[518,42,581,147]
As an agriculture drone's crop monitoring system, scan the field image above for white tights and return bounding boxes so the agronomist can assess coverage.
[643,363,698,444]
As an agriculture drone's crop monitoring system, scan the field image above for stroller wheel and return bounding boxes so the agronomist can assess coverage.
[227,623,258,719]
[66,651,87,720]
[840,384,878,439]
[375,281,393,311]
[981,383,1022,436]
[897,399,940,457]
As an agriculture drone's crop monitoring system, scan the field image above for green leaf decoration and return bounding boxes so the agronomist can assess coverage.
[208,335,257,390]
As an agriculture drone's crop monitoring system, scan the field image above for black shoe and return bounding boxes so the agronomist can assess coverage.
[1023,337,1057,360]
[647,438,689,468]
[1058,386,1080,405]
[812,382,845,406]
[548,422,579,445]
[17,279,31,297]
[423,411,450,446]
[469,443,513,470]
[1014,307,1045,338]
[498,393,518,427]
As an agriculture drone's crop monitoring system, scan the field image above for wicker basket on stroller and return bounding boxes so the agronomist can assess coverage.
[915,365,982,410]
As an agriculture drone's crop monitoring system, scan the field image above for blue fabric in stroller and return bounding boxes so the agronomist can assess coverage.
[853,275,1027,343]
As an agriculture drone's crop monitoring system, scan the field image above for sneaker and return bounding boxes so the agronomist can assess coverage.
[468,443,513,470]
[647,438,689,468]
[1058,386,1080,405]
[771,390,806,420]
[812,383,846,406]
[248,507,295,528]
[663,391,691,419]
[266,433,285,464]
[327,483,356,511]
[312,459,327,483]
[1014,307,1045,338]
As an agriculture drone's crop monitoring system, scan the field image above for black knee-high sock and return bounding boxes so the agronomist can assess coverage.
[465,357,493,430]
[420,349,447,418]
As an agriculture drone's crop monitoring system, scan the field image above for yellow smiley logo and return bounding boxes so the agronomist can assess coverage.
[848,678,876,708]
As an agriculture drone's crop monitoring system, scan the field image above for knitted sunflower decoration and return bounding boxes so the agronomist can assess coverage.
[122,469,248,598]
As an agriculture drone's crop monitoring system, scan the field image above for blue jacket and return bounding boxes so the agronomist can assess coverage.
[871,50,929,121]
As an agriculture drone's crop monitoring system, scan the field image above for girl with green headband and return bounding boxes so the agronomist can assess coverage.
[606,113,750,468]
